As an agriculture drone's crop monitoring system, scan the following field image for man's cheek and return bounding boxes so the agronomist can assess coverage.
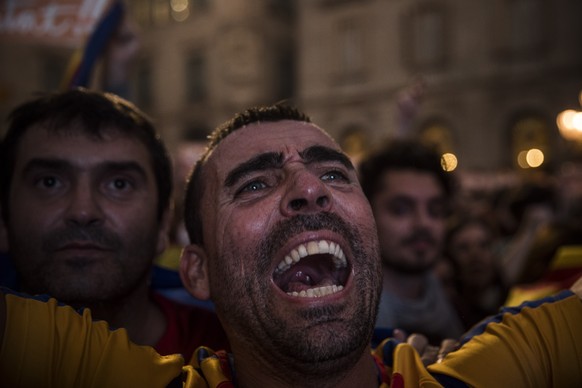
[231,210,270,240]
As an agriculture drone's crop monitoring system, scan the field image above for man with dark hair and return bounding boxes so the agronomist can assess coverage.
[1,104,581,387]
[358,139,464,344]
[179,104,384,387]
[0,88,228,359]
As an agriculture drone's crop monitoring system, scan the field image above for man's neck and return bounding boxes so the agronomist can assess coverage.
[382,266,428,300]
[72,282,166,347]
[233,345,379,388]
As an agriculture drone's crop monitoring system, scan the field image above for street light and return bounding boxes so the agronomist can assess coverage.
[557,93,582,142]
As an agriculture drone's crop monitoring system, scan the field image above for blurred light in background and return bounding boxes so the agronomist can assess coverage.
[517,148,544,169]
[441,152,458,172]
[526,148,544,168]
[171,0,189,22]
[557,91,582,142]
[557,109,582,141]
[517,150,528,168]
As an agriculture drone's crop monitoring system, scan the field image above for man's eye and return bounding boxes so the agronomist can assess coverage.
[36,176,61,189]
[321,171,348,182]
[109,178,132,191]
[239,180,267,193]
[386,202,412,216]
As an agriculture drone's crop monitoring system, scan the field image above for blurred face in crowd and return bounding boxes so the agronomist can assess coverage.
[182,120,381,374]
[2,124,168,303]
[448,222,496,289]
[370,170,448,274]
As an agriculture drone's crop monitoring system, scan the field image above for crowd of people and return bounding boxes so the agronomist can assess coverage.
[437,159,582,331]
[0,89,581,386]
[356,136,582,338]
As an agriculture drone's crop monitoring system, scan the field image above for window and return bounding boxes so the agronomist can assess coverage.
[507,0,544,55]
[339,125,368,161]
[186,51,207,102]
[510,113,551,169]
[129,0,205,27]
[135,59,153,109]
[403,4,448,70]
[42,52,68,91]
[338,19,364,76]
[277,50,295,100]
[130,1,150,26]
[420,120,457,171]
[493,0,548,61]
[419,120,455,154]
[152,0,171,25]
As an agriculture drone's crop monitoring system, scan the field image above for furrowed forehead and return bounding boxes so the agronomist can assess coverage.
[207,120,339,165]
[195,120,341,205]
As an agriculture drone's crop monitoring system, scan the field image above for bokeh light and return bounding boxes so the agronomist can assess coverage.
[557,109,582,141]
[441,152,458,172]
[171,0,190,22]
[517,148,544,169]
[525,148,544,168]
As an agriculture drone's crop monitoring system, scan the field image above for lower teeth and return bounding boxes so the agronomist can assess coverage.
[287,285,344,298]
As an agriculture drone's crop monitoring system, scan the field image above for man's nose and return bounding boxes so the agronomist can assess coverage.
[281,170,332,216]
[65,183,104,226]
[414,207,434,228]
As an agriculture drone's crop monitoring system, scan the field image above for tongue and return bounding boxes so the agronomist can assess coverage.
[275,255,342,293]
[286,270,337,293]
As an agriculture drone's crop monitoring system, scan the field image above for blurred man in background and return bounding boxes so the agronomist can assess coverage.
[0,88,229,360]
[358,139,464,344]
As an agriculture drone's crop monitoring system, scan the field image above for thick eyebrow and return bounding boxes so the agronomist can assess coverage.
[21,158,73,175]
[22,158,148,180]
[225,152,284,187]
[299,145,354,170]
[224,146,354,188]
[96,161,149,180]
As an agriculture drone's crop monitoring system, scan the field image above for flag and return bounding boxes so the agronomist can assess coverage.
[62,0,125,89]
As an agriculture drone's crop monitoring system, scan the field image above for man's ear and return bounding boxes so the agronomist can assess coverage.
[180,244,210,300]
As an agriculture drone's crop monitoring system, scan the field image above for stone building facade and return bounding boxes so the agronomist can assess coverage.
[295,0,582,171]
[1,0,581,172]
[125,0,295,149]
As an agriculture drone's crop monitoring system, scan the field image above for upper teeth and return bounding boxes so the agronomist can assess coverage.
[275,240,347,275]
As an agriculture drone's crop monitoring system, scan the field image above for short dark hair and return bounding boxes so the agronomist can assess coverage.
[358,138,454,202]
[0,88,172,222]
[183,104,311,246]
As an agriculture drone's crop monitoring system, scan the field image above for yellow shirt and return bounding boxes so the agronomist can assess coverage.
[1,290,581,387]
[0,293,184,388]
[429,293,582,387]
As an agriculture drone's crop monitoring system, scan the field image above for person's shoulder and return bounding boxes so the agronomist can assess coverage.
[1,287,52,302]
[430,289,582,387]
[467,290,575,334]
[0,287,85,314]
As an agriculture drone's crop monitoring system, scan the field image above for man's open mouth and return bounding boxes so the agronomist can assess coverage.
[273,240,350,298]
